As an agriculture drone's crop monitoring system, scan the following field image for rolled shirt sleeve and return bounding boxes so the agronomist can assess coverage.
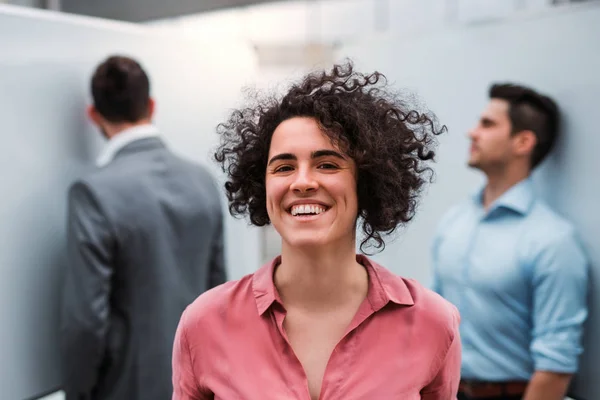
[530,229,589,373]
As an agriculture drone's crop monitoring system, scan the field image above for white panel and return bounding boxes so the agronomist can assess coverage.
[253,42,337,68]
[243,0,310,43]
[389,0,448,34]
[0,5,259,399]
[170,7,246,41]
[457,0,519,22]
[317,0,375,42]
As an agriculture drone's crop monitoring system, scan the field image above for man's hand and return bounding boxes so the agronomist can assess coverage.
[523,371,572,400]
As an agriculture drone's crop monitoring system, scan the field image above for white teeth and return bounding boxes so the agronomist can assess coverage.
[290,204,326,216]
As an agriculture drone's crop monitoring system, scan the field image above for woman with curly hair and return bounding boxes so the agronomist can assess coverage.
[172,62,461,400]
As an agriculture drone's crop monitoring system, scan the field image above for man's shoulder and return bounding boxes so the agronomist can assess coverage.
[68,168,130,210]
[67,171,105,199]
[441,200,470,219]
[434,198,473,234]
[526,200,580,245]
[72,159,134,189]
[530,200,574,228]
[74,150,217,194]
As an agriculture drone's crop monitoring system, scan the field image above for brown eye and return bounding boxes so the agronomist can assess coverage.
[274,165,293,173]
[318,163,338,170]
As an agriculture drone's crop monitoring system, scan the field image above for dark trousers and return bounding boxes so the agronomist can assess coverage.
[458,392,522,400]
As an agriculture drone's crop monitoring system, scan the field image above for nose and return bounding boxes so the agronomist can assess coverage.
[289,167,318,193]
[468,127,478,140]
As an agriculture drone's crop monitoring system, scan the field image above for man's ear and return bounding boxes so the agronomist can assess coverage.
[146,97,156,120]
[87,105,103,126]
[514,130,537,158]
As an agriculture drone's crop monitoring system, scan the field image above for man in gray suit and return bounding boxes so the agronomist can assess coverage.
[60,55,227,400]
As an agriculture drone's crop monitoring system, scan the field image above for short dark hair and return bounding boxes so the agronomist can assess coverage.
[91,55,150,123]
[489,83,559,169]
[214,61,445,253]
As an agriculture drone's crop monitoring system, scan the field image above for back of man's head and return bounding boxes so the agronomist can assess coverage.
[91,56,150,123]
[489,83,559,169]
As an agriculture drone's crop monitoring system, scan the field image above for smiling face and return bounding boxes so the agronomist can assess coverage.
[265,117,359,250]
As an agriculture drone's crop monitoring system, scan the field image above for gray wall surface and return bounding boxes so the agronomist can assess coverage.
[339,4,599,399]
[0,5,261,399]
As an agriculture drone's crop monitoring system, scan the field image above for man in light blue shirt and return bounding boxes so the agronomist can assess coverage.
[432,83,588,400]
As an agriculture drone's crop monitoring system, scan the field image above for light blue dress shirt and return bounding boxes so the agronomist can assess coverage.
[431,178,588,381]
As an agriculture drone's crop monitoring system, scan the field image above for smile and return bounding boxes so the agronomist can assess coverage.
[288,204,329,216]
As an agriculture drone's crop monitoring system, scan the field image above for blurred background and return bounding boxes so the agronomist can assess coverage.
[0,0,598,399]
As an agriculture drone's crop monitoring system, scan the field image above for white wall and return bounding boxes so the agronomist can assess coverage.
[0,4,260,399]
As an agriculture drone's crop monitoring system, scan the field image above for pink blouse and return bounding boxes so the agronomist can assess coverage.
[173,255,461,399]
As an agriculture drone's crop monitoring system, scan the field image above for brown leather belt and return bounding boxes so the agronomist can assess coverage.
[459,379,528,398]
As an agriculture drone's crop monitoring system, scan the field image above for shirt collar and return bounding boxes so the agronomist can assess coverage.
[252,254,414,316]
[472,177,535,215]
[96,124,160,167]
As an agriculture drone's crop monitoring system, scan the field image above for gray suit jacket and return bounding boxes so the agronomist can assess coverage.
[60,137,226,400]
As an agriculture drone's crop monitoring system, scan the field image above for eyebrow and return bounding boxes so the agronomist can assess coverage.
[267,149,347,166]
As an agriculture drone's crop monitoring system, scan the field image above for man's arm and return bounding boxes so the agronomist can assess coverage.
[525,229,588,400]
[523,371,572,400]
[61,181,115,399]
[208,212,227,288]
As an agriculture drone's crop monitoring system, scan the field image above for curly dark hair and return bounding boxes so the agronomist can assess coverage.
[215,61,445,253]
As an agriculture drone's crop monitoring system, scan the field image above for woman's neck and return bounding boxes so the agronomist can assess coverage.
[274,241,368,312]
